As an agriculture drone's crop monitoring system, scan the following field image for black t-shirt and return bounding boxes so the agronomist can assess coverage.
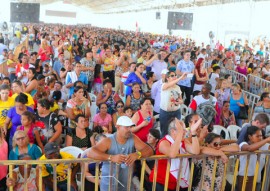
[36,112,59,143]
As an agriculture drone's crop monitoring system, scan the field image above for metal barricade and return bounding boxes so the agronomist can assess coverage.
[242,90,260,121]
[1,151,270,191]
[220,65,228,77]
[247,74,270,95]
[226,70,248,90]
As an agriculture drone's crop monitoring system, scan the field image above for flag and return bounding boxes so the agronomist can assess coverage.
[136,22,138,36]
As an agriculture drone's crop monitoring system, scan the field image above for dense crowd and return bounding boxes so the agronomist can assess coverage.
[0,24,269,191]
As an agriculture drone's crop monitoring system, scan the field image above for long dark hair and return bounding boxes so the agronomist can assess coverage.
[260,92,269,101]
[244,126,260,142]
[205,133,220,144]
[28,68,37,81]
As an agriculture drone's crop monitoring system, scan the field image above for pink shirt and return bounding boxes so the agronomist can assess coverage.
[0,140,8,180]
[93,113,112,127]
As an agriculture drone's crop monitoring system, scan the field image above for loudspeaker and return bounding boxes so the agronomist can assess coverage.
[167,12,193,30]
[156,12,161,20]
[10,3,40,23]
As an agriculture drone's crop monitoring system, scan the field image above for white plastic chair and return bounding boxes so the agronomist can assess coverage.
[89,93,98,130]
[153,114,160,130]
[212,125,230,140]
[60,146,83,158]
[180,104,191,119]
[227,125,241,140]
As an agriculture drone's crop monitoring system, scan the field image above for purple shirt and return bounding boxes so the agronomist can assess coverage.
[236,66,247,76]
[8,107,34,138]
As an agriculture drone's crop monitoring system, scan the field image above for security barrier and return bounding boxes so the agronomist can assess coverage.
[247,74,270,95]
[226,70,248,90]
[1,150,270,191]
[242,90,260,121]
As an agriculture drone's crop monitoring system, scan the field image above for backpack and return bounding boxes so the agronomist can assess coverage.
[196,96,217,126]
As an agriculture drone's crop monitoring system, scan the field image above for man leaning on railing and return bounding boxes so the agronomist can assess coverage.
[40,142,80,191]
[87,116,154,191]
[149,118,202,191]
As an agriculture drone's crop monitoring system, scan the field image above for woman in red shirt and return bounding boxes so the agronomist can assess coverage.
[38,40,52,66]
[193,58,208,96]
[131,98,154,142]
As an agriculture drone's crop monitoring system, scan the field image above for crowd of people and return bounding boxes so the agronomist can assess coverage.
[0,24,270,191]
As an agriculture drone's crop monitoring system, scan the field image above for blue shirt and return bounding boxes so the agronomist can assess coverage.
[53,60,63,76]
[176,59,194,87]
[9,144,42,160]
[170,44,177,52]
[66,72,88,96]
[237,123,250,144]
[124,72,146,96]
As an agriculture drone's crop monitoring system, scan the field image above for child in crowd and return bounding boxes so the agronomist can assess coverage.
[17,111,44,152]
[124,106,133,118]
[93,64,102,95]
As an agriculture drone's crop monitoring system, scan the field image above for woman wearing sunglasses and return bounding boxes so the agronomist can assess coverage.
[192,133,239,191]
[159,71,187,137]
[112,100,125,128]
[9,130,42,161]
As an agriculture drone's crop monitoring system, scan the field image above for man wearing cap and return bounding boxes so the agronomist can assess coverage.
[87,116,153,191]
[40,142,79,191]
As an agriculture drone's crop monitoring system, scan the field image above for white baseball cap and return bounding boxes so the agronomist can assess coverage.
[161,69,169,75]
[116,116,134,127]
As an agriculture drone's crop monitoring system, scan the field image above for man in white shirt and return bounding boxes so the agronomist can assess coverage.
[197,48,207,60]
[151,69,168,115]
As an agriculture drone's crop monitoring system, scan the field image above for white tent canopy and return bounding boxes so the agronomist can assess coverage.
[10,0,266,14]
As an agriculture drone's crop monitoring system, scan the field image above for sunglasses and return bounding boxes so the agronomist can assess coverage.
[169,74,176,78]
[213,142,221,147]
[117,105,124,108]
[16,136,26,141]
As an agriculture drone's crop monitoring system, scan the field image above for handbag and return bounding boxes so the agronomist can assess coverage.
[238,106,248,119]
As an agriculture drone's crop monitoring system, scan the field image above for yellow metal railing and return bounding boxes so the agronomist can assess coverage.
[1,150,270,191]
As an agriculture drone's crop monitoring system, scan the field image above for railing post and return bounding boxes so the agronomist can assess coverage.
[140,159,146,191]
[152,159,158,191]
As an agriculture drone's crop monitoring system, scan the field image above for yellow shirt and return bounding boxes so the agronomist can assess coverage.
[0,97,15,127]
[104,55,117,71]
[15,31,21,39]
[40,152,77,182]
[137,57,144,64]
[12,93,35,107]
[50,102,59,112]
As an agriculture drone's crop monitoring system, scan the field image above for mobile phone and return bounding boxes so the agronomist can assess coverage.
[145,116,151,122]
